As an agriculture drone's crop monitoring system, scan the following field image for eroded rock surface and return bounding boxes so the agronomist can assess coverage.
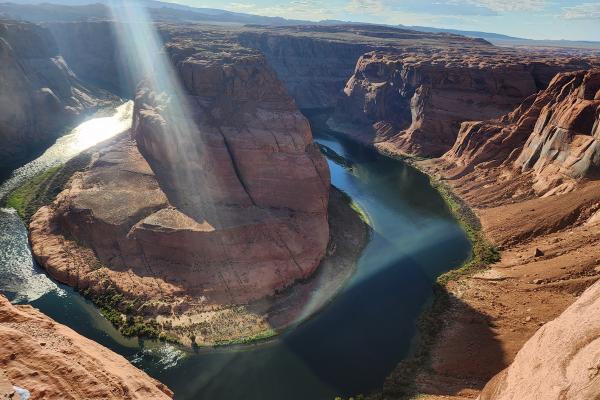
[384,68,600,399]
[446,69,600,196]
[479,279,600,400]
[0,21,114,168]
[0,295,172,399]
[335,51,597,157]
[237,24,492,109]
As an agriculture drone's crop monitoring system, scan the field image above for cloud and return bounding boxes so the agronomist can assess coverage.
[343,0,550,18]
[563,2,600,19]
[345,0,388,15]
[227,0,335,20]
[457,0,549,12]
[228,2,256,11]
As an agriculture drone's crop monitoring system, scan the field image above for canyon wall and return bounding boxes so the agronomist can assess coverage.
[237,25,492,110]
[0,294,172,399]
[478,278,600,400]
[237,29,370,109]
[0,21,113,169]
[47,21,126,96]
[335,51,596,157]
[446,69,600,196]
[386,68,600,399]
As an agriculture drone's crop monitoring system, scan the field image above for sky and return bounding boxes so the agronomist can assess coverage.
[167,0,600,41]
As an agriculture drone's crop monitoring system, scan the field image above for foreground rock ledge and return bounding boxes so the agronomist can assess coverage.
[0,295,172,399]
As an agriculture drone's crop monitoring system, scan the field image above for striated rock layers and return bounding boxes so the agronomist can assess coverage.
[30,33,331,344]
[446,68,600,196]
[385,69,600,399]
[237,24,492,109]
[0,295,172,399]
[0,21,113,169]
[335,51,597,157]
[478,278,600,400]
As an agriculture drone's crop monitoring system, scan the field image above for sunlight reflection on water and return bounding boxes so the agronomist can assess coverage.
[0,101,133,303]
[0,101,133,200]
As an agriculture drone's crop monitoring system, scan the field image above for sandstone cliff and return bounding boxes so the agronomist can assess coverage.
[237,25,492,109]
[382,69,600,399]
[446,69,600,196]
[0,21,114,169]
[30,29,331,345]
[47,21,125,96]
[335,51,597,157]
[479,278,600,400]
[0,295,172,399]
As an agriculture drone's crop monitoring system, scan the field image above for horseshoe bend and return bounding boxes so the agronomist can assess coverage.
[1,2,600,400]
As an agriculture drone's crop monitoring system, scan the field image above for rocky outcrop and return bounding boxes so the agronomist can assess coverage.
[30,31,331,344]
[0,295,172,399]
[335,51,597,157]
[479,278,600,400]
[388,68,600,399]
[237,25,492,109]
[0,21,114,169]
[446,69,600,196]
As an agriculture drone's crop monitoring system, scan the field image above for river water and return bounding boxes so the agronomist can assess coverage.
[0,107,470,399]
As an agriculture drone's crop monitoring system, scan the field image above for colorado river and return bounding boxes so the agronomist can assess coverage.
[0,107,470,399]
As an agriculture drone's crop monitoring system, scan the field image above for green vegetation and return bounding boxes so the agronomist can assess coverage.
[213,328,277,347]
[2,153,92,222]
[5,165,62,220]
[81,284,179,342]
[429,178,500,285]
[361,155,500,399]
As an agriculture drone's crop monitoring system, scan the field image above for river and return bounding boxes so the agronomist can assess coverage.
[0,106,471,399]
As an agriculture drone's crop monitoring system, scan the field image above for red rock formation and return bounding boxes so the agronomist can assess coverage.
[237,24,493,109]
[446,69,600,195]
[394,68,600,400]
[479,278,600,400]
[336,51,597,157]
[30,33,330,343]
[0,295,172,399]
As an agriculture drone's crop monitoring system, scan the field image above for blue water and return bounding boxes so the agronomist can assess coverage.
[0,110,470,399]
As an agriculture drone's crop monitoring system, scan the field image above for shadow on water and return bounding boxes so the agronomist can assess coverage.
[0,107,471,400]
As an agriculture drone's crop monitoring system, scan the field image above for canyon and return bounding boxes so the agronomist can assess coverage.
[1,5,600,399]
[29,25,337,345]
[377,69,600,399]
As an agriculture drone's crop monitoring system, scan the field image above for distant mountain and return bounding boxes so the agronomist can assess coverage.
[400,24,600,50]
[0,0,311,24]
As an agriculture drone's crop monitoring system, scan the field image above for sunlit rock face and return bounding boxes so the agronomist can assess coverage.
[335,50,597,157]
[32,33,330,311]
[0,21,113,168]
[445,69,600,196]
[0,294,173,399]
[478,279,600,400]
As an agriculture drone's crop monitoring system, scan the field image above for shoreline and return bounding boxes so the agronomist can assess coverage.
[326,116,600,399]
[4,144,371,347]
[322,115,502,398]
